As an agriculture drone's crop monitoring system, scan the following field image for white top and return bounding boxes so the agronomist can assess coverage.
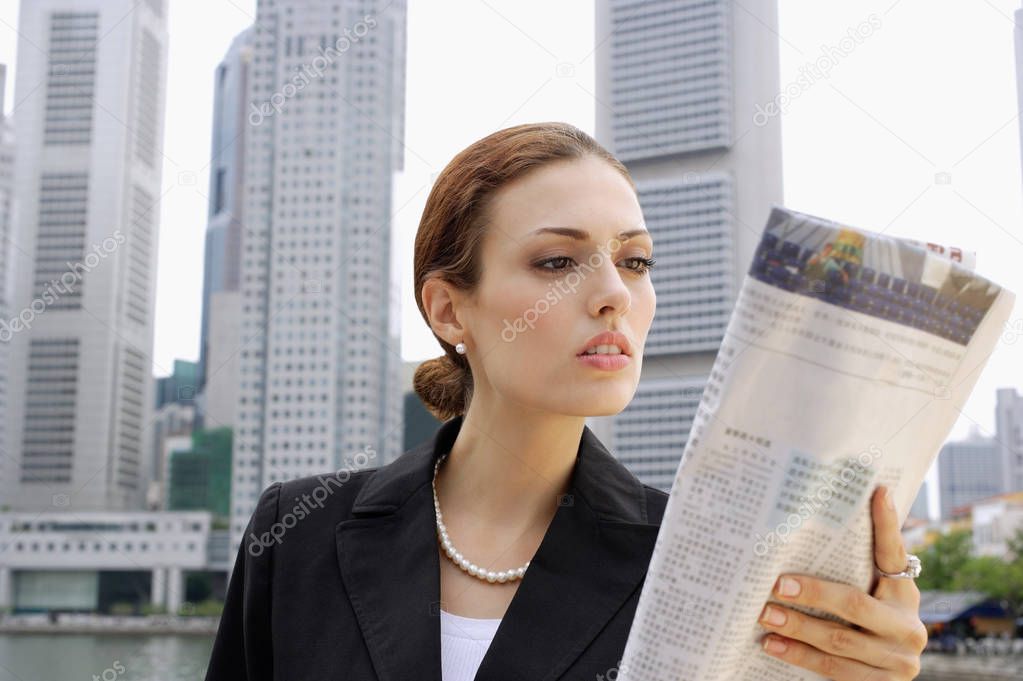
[440,609,503,681]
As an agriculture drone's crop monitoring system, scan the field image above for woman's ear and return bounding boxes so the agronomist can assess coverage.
[421,276,468,347]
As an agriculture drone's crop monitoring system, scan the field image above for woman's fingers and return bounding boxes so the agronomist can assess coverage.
[761,632,921,681]
[758,602,924,673]
[771,573,907,640]
[871,485,921,608]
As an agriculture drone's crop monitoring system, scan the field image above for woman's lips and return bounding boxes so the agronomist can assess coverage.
[576,352,631,371]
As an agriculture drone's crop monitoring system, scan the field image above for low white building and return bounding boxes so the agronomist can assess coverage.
[901,516,933,552]
[0,510,212,613]
[970,491,1023,558]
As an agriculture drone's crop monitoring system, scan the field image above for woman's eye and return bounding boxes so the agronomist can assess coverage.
[535,256,657,274]
[536,256,575,272]
[623,257,656,274]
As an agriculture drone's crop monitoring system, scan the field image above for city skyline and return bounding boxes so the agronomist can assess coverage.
[2,0,1017,446]
[0,1,1019,514]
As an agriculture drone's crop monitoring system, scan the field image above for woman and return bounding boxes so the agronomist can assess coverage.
[204,122,927,681]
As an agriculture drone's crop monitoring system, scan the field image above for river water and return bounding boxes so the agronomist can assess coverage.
[0,634,215,680]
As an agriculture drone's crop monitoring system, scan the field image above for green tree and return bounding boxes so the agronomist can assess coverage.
[918,526,1023,616]
[1006,527,1023,564]
[915,528,972,591]
[953,556,1010,597]
[995,527,1023,615]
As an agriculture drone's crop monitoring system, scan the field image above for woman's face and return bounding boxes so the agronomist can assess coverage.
[459,154,656,417]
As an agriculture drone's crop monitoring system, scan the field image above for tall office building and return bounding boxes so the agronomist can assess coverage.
[908,480,929,520]
[4,0,168,510]
[593,0,784,489]
[938,431,1004,520]
[196,27,254,432]
[229,0,407,553]
[996,387,1023,492]
[148,359,198,508]
[0,64,15,503]
[1015,2,1023,189]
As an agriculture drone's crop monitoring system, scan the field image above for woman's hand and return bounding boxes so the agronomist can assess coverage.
[757,485,928,680]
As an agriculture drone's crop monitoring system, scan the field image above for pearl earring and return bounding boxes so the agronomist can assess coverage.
[455,342,466,355]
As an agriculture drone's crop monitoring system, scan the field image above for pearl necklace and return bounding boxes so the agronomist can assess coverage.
[432,452,530,584]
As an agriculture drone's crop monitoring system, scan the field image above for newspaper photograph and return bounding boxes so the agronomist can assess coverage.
[618,205,1017,680]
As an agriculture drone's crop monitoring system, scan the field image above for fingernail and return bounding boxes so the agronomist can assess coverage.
[763,636,788,654]
[760,605,787,626]
[884,487,895,511]
[776,577,801,597]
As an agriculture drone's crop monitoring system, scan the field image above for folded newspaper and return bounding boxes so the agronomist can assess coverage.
[618,205,1016,680]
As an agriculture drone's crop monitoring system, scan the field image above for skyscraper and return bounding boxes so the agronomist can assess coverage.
[908,480,929,520]
[1015,2,1023,193]
[0,64,15,504]
[938,431,1004,520]
[593,0,784,490]
[229,0,408,553]
[996,387,1023,492]
[196,27,254,433]
[4,0,168,511]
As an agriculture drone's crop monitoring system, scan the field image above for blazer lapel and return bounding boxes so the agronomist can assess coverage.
[335,437,446,681]
[336,414,661,681]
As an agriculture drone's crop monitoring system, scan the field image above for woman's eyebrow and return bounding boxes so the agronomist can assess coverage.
[528,226,651,242]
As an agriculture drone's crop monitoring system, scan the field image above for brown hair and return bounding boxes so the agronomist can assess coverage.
[412,121,636,421]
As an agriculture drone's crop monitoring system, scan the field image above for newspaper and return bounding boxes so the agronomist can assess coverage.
[618,205,1016,680]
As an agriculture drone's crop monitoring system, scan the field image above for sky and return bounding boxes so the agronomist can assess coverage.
[1,0,1022,516]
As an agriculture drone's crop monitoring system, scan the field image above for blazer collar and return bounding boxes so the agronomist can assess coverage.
[348,413,651,523]
[335,413,660,681]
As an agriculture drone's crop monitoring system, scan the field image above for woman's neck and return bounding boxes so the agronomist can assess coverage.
[435,409,585,535]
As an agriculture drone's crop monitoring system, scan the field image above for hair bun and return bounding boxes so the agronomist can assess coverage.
[413,353,472,422]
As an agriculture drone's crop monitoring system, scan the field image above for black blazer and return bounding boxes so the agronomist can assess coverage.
[204,413,670,681]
